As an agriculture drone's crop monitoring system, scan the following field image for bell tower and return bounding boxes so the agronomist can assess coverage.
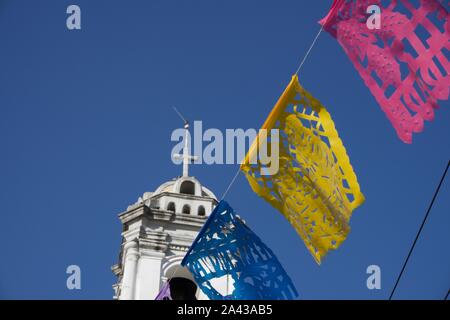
[111,122,223,300]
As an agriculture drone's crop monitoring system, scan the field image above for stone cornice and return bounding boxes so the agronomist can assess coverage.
[168,244,190,252]
[118,204,208,228]
[150,191,218,204]
[111,264,122,276]
[138,237,168,253]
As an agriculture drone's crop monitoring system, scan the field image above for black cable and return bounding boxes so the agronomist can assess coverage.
[389,160,450,300]
[445,288,449,301]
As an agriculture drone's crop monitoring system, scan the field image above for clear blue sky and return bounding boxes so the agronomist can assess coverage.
[0,0,448,299]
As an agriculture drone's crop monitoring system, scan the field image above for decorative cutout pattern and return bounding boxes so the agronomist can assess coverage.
[240,75,365,264]
[321,0,449,143]
[181,201,298,300]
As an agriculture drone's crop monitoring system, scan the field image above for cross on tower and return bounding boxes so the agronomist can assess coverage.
[174,122,198,177]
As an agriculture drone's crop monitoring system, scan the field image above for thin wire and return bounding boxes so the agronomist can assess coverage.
[389,160,450,300]
[217,24,325,203]
[218,26,325,201]
[444,288,450,301]
[168,23,325,297]
[220,167,241,201]
[217,166,242,298]
[295,25,324,75]
[168,263,181,281]
[173,106,188,124]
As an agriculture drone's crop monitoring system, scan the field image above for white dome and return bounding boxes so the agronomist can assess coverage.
[130,176,218,213]
[153,176,217,200]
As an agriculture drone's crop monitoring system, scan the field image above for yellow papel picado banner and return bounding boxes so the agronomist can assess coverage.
[240,75,365,264]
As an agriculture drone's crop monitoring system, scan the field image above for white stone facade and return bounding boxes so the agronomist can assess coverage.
[112,175,230,300]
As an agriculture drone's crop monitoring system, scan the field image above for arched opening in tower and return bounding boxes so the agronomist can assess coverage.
[182,204,191,214]
[180,180,195,195]
[167,202,176,212]
[168,277,198,300]
[198,205,206,216]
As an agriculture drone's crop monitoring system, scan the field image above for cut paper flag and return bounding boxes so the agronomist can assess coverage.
[181,200,298,300]
[155,281,172,300]
[320,0,449,143]
[240,75,365,264]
